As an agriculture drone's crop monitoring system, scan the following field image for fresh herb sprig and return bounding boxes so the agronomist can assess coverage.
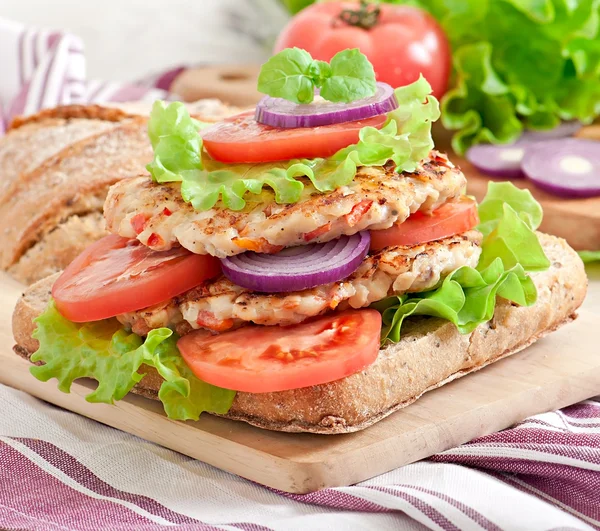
[257,47,377,104]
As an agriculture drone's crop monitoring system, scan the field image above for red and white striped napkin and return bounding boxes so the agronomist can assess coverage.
[0,386,598,531]
[0,16,180,135]
[0,15,599,531]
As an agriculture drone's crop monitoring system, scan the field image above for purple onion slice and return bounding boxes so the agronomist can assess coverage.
[466,121,583,179]
[466,143,527,179]
[255,82,398,129]
[522,138,600,198]
[220,232,371,293]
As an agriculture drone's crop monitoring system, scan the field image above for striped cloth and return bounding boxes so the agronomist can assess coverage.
[0,16,178,134]
[1,16,599,531]
[1,386,598,530]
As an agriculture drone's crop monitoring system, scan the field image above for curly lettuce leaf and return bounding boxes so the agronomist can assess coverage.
[375,260,537,343]
[374,181,550,344]
[145,335,235,420]
[31,302,235,420]
[400,0,600,154]
[477,181,543,235]
[146,101,205,183]
[180,76,439,211]
[477,182,549,271]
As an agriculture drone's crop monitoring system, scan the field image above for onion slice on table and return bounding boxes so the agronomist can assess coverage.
[220,232,371,293]
[522,138,600,198]
[466,121,583,179]
[255,82,398,128]
[466,143,527,179]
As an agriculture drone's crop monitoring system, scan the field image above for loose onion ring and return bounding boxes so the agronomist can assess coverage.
[522,138,600,198]
[466,121,583,179]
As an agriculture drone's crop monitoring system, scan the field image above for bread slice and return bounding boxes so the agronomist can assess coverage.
[0,102,240,284]
[12,233,587,434]
[8,213,106,285]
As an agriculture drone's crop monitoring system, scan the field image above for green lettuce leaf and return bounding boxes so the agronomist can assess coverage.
[145,336,235,420]
[397,0,600,154]
[179,76,439,211]
[579,250,600,263]
[375,260,537,343]
[31,301,235,420]
[146,101,204,183]
[374,181,550,344]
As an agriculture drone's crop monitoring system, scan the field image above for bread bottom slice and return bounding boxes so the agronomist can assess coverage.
[12,233,587,434]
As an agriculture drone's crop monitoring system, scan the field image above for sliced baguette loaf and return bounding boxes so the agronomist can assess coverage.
[12,233,587,434]
[0,101,239,284]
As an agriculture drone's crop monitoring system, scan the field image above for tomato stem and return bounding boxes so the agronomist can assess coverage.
[337,0,381,30]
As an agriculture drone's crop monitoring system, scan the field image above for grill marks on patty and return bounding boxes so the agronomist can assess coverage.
[104,151,466,258]
[117,230,483,336]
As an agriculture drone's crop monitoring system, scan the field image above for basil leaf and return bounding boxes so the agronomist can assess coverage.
[320,48,377,103]
[257,47,316,104]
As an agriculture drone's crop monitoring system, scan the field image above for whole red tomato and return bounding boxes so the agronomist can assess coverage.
[275,1,451,99]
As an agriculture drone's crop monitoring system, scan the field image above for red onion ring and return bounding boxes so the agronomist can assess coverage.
[255,82,398,129]
[466,143,527,179]
[522,138,600,198]
[466,121,584,179]
[220,232,371,293]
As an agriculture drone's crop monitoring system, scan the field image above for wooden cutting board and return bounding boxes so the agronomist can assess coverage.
[1,272,599,494]
[173,65,600,251]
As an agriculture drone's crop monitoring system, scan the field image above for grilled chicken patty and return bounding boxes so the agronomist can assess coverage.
[117,230,482,335]
[105,152,466,258]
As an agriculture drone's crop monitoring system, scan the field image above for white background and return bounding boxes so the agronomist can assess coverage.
[0,0,288,81]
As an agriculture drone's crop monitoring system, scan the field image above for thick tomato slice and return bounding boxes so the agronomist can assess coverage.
[370,197,480,251]
[177,309,382,393]
[201,111,387,164]
[53,234,221,323]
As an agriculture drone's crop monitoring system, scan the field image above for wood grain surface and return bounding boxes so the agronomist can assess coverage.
[173,65,600,251]
[2,271,599,493]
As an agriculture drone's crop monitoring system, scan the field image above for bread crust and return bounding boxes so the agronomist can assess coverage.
[11,233,587,434]
[8,105,135,130]
[0,102,240,284]
[8,213,106,285]
[0,118,152,270]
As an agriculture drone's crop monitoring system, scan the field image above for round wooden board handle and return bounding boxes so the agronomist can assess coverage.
[171,65,262,107]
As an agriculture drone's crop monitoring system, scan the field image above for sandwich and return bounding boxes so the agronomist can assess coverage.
[12,48,587,433]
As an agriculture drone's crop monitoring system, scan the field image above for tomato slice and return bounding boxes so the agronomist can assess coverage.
[370,197,480,251]
[177,309,382,393]
[201,111,387,164]
[53,235,221,323]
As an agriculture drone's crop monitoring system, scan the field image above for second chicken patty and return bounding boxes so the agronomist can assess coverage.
[118,230,482,335]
